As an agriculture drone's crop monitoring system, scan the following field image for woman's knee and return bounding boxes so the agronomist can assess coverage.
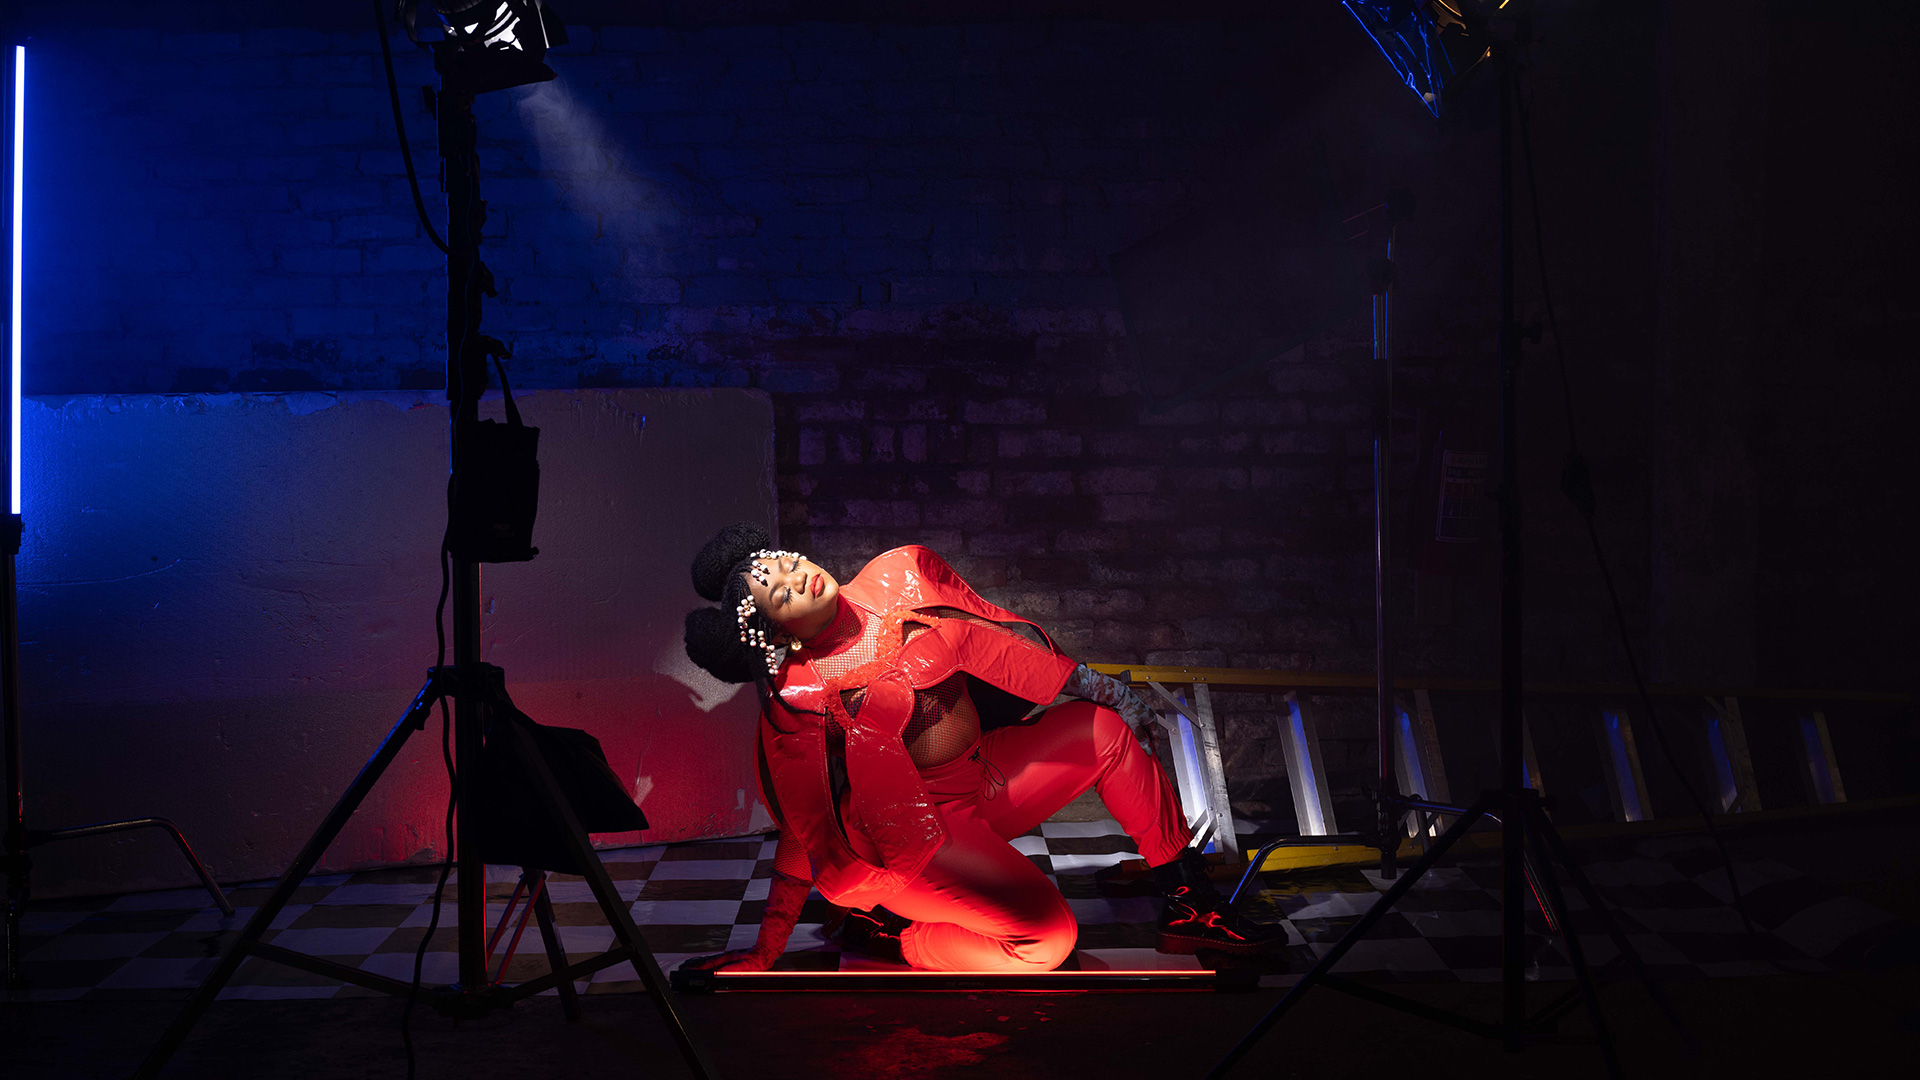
[988,885,1078,971]
[898,890,1079,972]
[1009,903,1079,971]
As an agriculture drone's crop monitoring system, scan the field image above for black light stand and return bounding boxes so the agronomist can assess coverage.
[1227,193,1415,892]
[1209,21,1687,1080]
[133,15,718,1077]
[1222,190,1547,903]
[1368,199,1406,874]
[1,38,232,994]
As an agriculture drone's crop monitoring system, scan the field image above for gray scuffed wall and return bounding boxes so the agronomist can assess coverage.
[16,389,775,898]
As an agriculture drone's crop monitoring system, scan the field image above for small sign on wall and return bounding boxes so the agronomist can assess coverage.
[1436,450,1489,543]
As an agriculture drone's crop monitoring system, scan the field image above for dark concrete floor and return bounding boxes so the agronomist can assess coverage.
[8,810,1917,1080]
[7,966,1916,1080]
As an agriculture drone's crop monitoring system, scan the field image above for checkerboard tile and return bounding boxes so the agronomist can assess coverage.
[4,825,1903,1001]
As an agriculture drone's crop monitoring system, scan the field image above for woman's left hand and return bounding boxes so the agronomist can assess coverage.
[677,946,777,973]
[1064,663,1160,735]
[1116,688,1159,734]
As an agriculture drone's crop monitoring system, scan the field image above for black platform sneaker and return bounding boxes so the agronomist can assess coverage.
[1151,850,1286,956]
[839,906,911,964]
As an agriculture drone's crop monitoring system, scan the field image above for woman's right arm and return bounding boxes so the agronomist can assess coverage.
[677,835,813,972]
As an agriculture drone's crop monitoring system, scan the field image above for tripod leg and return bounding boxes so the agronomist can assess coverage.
[1523,809,1621,1080]
[1523,852,1558,935]
[1207,798,1492,1080]
[1532,803,1694,1050]
[153,819,235,916]
[4,858,24,990]
[36,818,234,916]
[497,713,720,1080]
[530,875,582,1021]
[133,674,444,1080]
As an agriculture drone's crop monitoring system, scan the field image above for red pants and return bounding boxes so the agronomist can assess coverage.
[855,701,1191,972]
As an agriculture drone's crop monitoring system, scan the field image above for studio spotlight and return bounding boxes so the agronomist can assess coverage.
[401,0,568,95]
[1342,0,1505,116]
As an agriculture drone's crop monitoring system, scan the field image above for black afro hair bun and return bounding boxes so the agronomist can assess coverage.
[691,522,770,602]
[684,607,765,684]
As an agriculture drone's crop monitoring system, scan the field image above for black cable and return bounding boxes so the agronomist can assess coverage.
[401,696,458,1080]
[400,182,484,1065]
[1512,62,1756,941]
[437,531,451,669]
[400,548,457,1080]
[374,0,452,255]
[373,4,486,1070]
[397,69,492,1071]
[453,165,484,417]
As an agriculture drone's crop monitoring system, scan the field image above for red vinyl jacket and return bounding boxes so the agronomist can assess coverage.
[755,546,1077,909]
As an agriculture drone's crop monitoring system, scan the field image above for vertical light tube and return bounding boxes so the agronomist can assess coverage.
[10,45,22,516]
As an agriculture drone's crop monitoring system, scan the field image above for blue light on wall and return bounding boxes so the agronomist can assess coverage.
[10,45,22,516]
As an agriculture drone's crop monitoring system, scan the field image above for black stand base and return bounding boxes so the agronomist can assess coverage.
[1209,788,1690,1080]
[132,663,718,1080]
[5,817,234,991]
[1228,793,1562,929]
[1229,825,1400,910]
[3,513,236,993]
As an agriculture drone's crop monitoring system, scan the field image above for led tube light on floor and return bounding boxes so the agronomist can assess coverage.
[670,967,1250,994]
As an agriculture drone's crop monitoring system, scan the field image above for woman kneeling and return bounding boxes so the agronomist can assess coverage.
[679,524,1278,973]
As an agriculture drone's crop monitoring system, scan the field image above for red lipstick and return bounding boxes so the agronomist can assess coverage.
[811,574,825,598]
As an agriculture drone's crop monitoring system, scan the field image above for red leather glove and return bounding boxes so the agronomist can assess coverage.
[677,870,812,973]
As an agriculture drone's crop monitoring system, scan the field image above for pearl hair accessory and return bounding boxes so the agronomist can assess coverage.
[738,549,806,675]
[735,595,781,674]
[745,549,802,588]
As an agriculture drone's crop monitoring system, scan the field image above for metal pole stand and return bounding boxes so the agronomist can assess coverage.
[1223,189,1411,903]
[131,664,719,1080]
[1211,42,1689,1079]
[134,43,718,1080]
[3,513,234,992]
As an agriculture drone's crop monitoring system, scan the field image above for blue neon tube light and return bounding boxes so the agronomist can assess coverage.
[10,45,22,516]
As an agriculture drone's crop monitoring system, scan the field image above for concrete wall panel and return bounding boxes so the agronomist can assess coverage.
[14,388,775,898]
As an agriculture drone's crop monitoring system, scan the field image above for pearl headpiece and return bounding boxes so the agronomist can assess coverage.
[745,549,801,588]
[738,549,805,674]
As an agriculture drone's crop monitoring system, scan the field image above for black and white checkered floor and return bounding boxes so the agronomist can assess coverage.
[10,820,1902,1000]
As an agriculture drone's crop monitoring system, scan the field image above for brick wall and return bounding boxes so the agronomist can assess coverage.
[31,5,1909,831]
[9,12,1627,830]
